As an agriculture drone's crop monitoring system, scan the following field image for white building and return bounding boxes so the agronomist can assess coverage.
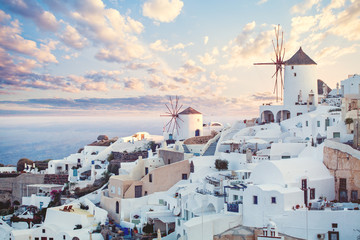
[260,47,318,123]
[164,107,203,141]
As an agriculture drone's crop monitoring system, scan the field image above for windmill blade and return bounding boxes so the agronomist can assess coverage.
[160,114,173,117]
[165,104,172,115]
[175,96,179,114]
[176,104,183,115]
[177,115,184,122]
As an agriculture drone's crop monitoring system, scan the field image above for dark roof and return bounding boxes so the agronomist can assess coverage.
[179,107,201,115]
[285,47,317,65]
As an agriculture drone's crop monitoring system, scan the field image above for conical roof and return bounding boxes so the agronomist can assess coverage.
[285,47,316,65]
[179,107,201,115]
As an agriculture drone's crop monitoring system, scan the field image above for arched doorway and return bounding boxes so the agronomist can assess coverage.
[276,110,291,122]
[261,111,274,123]
[195,129,200,136]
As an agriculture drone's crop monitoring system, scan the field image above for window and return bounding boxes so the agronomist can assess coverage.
[35,238,39,240]
[333,132,340,138]
[111,186,115,194]
[42,229,45,233]
[118,187,121,196]
[253,196,258,205]
[306,121,308,127]
[310,188,315,200]
[328,231,339,240]
[144,191,148,196]
[182,174,187,180]
[317,121,320,127]
[351,190,358,201]
[297,113,302,116]
[271,197,276,204]
[233,195,238,201]
[301,179,307,189]
[149,174,152,182]
[294,73,297,77]
[50,238,54,240]
[339,178,346,189]
[116,201,119,214]
[168,159,171,164]
[63,235,66,240]
[291,66,294,69]
[145,167,149,175]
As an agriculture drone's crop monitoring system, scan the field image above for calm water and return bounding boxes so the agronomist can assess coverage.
[0,116,163,165]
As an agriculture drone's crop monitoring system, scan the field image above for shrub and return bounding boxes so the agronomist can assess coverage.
[215,159,228,171]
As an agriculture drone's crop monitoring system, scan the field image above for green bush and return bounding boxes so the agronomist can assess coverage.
[215,159,228,171]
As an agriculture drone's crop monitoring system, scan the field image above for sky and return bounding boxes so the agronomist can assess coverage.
[0,0,359,119]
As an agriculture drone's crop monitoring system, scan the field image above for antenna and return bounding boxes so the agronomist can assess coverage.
[254,24,286,102]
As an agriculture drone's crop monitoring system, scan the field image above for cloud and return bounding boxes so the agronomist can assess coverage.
[142,0,184,23]
[315,44,360,64]
[124,77,145,91]
[1,0,59,31]
[0,11,58,63]
[179,60,205,77]
[291,0,321,14]
[204,36,209,45]
[198,53,216,65]
[257,0,268,5]
[59,25,87,49]
[251,92,277,101]
[221,22,273,69]
[149,39,193,52]
[70,0,146,63]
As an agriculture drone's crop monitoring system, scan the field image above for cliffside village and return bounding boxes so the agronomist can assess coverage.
[1,48,360,240]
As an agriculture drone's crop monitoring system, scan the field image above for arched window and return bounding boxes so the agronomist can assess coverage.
[116,201,119,214]
[195,129,200,136]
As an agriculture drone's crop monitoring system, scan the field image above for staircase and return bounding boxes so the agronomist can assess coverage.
[202,138,219,156]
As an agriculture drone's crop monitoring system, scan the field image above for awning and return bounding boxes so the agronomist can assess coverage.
[157,216,176,223]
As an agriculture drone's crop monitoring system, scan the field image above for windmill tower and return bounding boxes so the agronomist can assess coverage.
[255,25,318,123]
[161,96,203,141]
[283,47,318,106]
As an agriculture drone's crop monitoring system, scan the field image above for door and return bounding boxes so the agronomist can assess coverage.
[135,185,142,198]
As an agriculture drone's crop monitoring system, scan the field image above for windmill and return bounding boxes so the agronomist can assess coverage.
[160,96,184,136]
[254,24,285,102]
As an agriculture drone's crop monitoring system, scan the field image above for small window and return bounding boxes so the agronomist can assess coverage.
[35,238,39,240]
[50,238,54,240]
[182,174,188,180]
[317,121,320,127]
[168,159,171,164]
[339,178,346,189]
[310,188,315,200]
[233,195,238,201]
[271,197,276,204]
[144,191,148,196]
[294,73,297,77]
[116,201,119,214]
[333,132,340,138]
[301,179,307,189]
[63,235,66,240]
[306,121,308,127]
[42,229,46,233]
[253,196,258,205]
[145,167,149,175]
[149,174,152,182]
[351,190,358,201]
[291,66,294,70]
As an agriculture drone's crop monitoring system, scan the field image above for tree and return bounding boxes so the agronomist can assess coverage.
[215,159,228,171]
[345,118,354,126]
[17,158,33,172]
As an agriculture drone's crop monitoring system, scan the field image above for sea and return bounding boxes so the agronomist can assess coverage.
[0,115,239,166]
[0,116,164,166]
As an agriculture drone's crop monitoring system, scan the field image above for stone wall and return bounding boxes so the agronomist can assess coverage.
[112,151,148,162]
[44,174,69,185]
[158,149,184,165]
[323,142,360,202]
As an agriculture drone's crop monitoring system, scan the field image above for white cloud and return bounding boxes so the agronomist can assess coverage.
[204,36,209,45]
[291,0,321,14]
[198,53,216,65]
[59,25,87,49]
[142,0,184,23]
